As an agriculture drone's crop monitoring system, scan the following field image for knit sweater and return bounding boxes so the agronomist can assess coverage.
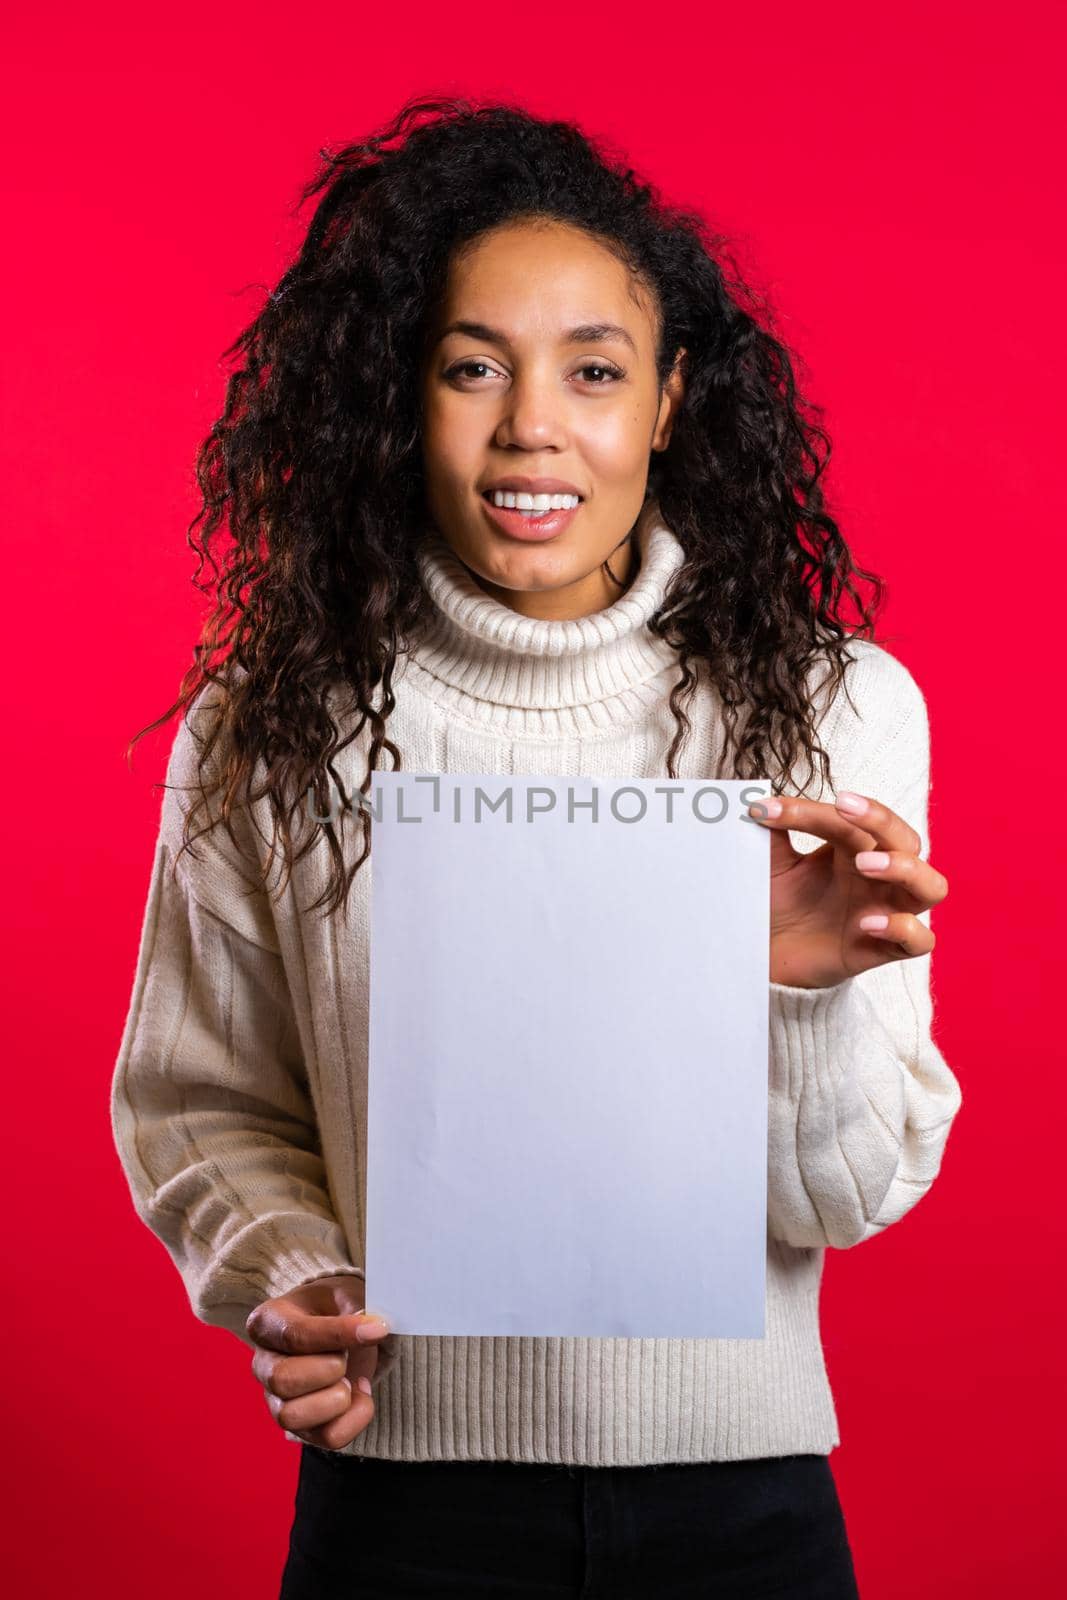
[110,496,963,1465]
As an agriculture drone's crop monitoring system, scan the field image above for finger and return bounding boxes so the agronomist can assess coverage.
[856,909,936,957]
[246,1299,391,1356]
[832,789,923,857]
[257,1337,381,1384]
[853,849,949,907]
[748,794,877,853]
[252,1346,349,1400]
[283,1345,381,1451]
[289,1382,375,1453]
[266,1374,360,1436]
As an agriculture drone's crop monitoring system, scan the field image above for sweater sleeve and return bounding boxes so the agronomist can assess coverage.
[109,699,367,1353]
[765,655,963,1250]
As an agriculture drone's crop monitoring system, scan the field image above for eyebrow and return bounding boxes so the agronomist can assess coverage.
[436,319,638,356]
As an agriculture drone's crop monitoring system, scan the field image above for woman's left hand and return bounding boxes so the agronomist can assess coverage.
[748,788,949,989]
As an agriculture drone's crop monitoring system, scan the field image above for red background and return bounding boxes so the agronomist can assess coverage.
[4,3,1061,1593]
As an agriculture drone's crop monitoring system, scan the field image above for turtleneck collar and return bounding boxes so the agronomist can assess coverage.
[401,497,687,734]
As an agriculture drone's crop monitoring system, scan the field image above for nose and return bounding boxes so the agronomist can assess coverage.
[493,372,568,451]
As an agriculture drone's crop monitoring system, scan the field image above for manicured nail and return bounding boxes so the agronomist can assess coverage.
[856,851,890,871]
[357,1376,373,1396]
[750,798,782,818]
[356,1320,389,1340]
[836,791,868,814]
[859,914,890,931]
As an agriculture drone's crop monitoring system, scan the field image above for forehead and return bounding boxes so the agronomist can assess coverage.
[436,220,655,342]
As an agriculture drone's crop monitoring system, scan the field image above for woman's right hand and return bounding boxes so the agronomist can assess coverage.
[245,1273,393,1451]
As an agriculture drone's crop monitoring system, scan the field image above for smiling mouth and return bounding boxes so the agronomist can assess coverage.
[477,491,584,540]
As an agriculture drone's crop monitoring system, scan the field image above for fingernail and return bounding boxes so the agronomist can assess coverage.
[750,798,782,818]
[859,914,890,930]
[856,851,890,871]
[355,1315,390,1337]
[357,1376,373,1396]
[836,791,868,814]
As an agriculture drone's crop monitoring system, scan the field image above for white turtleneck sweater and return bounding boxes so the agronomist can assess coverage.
[110,498,963,1464]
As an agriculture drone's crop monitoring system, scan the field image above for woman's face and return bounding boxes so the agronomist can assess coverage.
[419,218,685,620]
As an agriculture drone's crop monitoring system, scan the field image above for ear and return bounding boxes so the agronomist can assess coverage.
[652,346,686,452]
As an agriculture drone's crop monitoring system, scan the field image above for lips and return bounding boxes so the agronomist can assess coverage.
[478,492,583,543]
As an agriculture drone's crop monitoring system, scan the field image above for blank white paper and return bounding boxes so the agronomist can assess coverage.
[366,772,771,1341]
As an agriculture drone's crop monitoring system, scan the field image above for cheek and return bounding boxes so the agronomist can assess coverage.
[579,404,655,477]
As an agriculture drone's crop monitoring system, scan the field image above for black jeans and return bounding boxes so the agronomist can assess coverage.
[279,1445,861,1598]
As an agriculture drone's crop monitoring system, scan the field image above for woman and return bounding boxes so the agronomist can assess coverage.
[111,94,963,1597]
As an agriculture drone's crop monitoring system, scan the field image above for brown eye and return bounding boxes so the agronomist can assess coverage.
[576,363,624,385]
[445,361,497,382]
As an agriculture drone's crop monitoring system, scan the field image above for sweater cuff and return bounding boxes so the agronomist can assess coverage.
[768,976,867,1100]
[260,1248,365,1305]
[201,1246,364,1328]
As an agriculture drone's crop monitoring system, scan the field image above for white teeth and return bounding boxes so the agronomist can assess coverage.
[488,490,580,512]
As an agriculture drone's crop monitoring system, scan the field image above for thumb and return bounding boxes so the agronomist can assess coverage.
[246,1279,390,1356]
